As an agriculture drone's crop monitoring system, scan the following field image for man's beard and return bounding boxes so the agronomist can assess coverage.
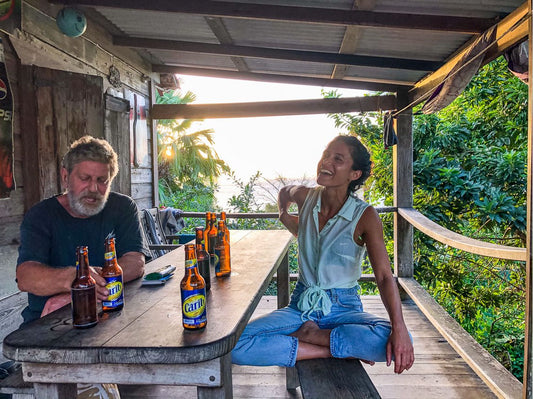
[68,189,110,217]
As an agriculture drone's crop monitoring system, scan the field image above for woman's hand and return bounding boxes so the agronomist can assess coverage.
[386,324,414,374]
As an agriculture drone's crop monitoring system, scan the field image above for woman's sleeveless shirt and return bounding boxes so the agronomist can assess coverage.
[296,186,369,317]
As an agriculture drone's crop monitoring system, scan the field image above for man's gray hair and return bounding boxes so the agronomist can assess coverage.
[62,136,119,179]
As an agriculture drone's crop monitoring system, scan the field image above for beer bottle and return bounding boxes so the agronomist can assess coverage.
[203,212,211,252]
[101,237,124,312]
[196,242,211,291]
[208,213,218,269]
[215,221,231,277]
[180,244,207,330]
[71,246,98,329]
[220,211,231,260]
[195,226,205,247]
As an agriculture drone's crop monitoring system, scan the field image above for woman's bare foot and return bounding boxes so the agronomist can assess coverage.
[290,320,331,347]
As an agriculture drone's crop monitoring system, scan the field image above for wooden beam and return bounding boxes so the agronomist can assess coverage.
[399,277,523,399]
[114,36,441,72]
[331,0,374,80]
[152,65,410,92]
[398,207,527,262]
[151,95,397,120]
[409,1,529,107]
[50,0,495,34]
[204,16,249,72]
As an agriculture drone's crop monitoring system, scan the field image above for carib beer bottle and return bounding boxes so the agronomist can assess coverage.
[71,246,98,328]
[215,221,231,277]
[203,212,212,253]
[195,226,204,247]
[207,213,218,269]
[101,237,124,312]
[196,242,211,291]
[180,244,207,330]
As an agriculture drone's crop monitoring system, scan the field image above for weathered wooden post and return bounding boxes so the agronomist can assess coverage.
[393,89,414,282]
[524,4,533,397]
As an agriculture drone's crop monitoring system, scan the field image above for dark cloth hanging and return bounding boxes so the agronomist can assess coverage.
[383,112,398,149]
[422,27,496,114]
[504,40,528,83]
[159,207,185,236]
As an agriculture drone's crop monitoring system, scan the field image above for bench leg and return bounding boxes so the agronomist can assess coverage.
[33,383,76,399]
[286,366,299,390]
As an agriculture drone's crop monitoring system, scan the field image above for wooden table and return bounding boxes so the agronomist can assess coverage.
[3,230,294,399]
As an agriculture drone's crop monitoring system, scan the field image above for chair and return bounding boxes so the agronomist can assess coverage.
[141,208,182,260]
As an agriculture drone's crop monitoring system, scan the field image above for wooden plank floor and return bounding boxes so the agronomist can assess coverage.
[119,296,498,399]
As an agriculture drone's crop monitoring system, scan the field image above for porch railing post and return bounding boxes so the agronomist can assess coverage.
[393,89,413,279]
[523,6,533,398]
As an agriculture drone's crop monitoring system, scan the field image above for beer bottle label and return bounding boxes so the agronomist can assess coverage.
[214,248,225,274]
[104,251,115,261]
[213,249,220,272]
[102,275,124,308]
[185,258,197,269]
[181,288,207,326]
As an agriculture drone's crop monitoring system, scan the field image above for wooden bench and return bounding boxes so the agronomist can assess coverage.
[0,291,35,399]
[295,358,381,399]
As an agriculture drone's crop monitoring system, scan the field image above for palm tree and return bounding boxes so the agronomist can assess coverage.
[156,88,229,187]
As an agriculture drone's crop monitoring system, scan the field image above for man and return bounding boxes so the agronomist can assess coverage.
[17,135,149,324]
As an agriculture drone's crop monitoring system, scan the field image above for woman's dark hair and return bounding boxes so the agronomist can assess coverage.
[332,135,372,194]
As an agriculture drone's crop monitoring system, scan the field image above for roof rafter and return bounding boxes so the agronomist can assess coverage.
[50,0,496,34]
[151,95,397,120]
[153,65,411,92]
[114,36,441,71]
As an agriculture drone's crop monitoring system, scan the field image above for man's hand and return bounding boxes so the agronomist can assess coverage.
[90,267,109,302]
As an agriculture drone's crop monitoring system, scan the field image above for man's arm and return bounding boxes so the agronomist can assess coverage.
[118,251,145,283]
[17,261,76,296]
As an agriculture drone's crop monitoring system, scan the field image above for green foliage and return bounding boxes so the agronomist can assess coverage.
[225,171,283,230]
[156,89,229,187]
[325,57,527,379]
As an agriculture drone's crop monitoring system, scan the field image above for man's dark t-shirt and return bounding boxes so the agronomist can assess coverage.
[17,192,150,323]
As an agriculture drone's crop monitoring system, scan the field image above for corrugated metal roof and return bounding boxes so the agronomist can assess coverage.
[61,0,527,95]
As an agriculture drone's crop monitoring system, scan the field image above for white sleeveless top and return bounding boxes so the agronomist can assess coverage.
[296,186,369,317]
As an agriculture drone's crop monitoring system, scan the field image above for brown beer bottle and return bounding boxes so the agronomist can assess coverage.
[180,244,207,330]
[215,221,231,277]
[208,213,218,269]
[101,237,124,312]
[203,212,211,252]
[71,246,98,328]
[220,211,231,260]
[196,242,211,291]
[195,226,205,247]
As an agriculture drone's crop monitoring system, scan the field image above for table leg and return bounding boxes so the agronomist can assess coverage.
[33,382,76,399]
[276,252,290,309]
[197,354,232,399]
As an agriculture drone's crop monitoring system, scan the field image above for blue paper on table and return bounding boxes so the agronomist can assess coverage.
[141,265,176,286]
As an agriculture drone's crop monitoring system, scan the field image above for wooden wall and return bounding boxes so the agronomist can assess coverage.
[0,0,158,245]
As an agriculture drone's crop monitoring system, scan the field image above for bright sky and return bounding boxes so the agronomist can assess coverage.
[178,75,367,181]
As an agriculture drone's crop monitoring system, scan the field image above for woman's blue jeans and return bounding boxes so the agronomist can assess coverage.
[231,282,394,367]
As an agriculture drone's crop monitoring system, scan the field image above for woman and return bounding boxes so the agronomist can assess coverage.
[232,135,414,374]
